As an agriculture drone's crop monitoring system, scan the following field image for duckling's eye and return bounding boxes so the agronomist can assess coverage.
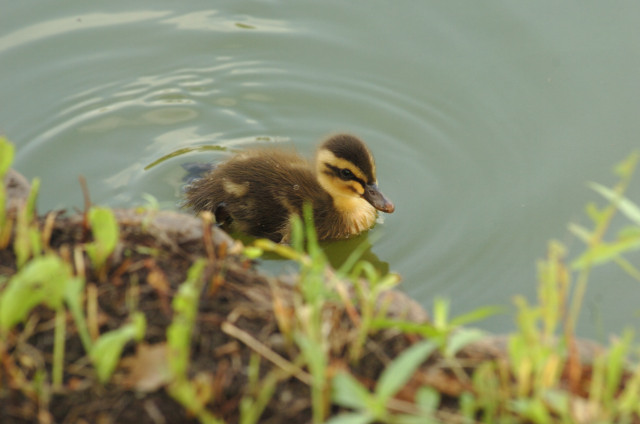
[339,168,354,180]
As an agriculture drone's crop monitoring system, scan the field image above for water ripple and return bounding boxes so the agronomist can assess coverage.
[0,11,171,53]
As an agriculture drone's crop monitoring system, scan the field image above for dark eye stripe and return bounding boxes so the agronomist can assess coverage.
[340,168,354,180]
[325,163,365,188]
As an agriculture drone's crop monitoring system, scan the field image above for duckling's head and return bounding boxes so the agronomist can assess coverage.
[315,134,395,215]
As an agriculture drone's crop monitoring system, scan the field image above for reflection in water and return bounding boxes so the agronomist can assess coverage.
[322,232,390,277]
[235,229,391,281]
[0,11,171,53]
[160,10,294,33]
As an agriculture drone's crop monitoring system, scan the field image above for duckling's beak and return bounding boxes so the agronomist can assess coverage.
[364,184,395,213]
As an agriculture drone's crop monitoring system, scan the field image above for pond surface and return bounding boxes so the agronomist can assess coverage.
[3,1,640,339]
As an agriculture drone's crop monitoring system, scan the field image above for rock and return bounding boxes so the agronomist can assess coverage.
[3,168,31,213]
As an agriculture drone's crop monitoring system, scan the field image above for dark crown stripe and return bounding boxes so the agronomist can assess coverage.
[322,135,375,182]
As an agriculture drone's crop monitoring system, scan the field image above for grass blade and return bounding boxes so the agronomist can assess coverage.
[589,182,640,226]
[375,340,436,403]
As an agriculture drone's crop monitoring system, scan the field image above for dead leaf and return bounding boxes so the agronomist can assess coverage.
[121,343,171,392]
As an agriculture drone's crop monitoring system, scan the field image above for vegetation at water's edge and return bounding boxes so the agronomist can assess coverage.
[2,133,640,423]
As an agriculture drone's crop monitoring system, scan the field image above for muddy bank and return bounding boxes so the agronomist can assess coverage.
[0,169,621,424]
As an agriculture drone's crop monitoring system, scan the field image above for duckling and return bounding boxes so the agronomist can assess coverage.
[183,134,395,242]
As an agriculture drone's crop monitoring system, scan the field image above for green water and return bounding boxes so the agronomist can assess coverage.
[3,1,640,338]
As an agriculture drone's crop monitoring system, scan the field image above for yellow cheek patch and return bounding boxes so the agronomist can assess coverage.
[317,173,365,198]
[345,180,364,196]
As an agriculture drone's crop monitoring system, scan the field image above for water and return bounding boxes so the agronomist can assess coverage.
[3,1,640,339]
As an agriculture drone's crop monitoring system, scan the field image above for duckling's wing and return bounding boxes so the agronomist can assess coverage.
[183,149,316,241]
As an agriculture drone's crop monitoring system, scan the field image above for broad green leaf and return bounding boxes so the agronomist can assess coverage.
[91,312,146,383]
[86,207,119,269]
[375,340,437,402]
[0,255,69,331]
[331,372,373,411]
[589,182,640,226]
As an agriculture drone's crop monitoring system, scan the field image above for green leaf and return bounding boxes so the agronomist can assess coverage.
[167,259,206,377]
[395,414,440,424]
[542,390,571,420]
[0,255,70,332]
[572,236,640,269]
[445,328,487,357]
[568,223,592,243]
[140,193,160,210]
[589,182,640,226]
[289,214,304,254]
[25,177,39,219]
[415,386,440,412]
[302,202,320,258]
[90,312,146,383]
[0,136,14,177]
[432,297,449,330]
[618,225,640,239]
[242,246,264,259]
[449,305,502,327]
[604,329,633,403]
[64,276,92,352]
[614,151,640,179]
[86,207,119,269]
[585,202,605,224]
[325,412,373,424]
[331,372,373,411]
[370,318,440,338]
[295,332,327,387]
[375,340,437,402]
[0,185,6,227]
[510,397,552,423]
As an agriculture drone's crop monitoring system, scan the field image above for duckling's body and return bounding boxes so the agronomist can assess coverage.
[184,134,394,242]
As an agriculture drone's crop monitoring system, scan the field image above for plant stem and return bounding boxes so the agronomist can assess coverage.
[53,307,66,390]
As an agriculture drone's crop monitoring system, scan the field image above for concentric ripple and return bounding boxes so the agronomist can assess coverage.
[5,2,640,336]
